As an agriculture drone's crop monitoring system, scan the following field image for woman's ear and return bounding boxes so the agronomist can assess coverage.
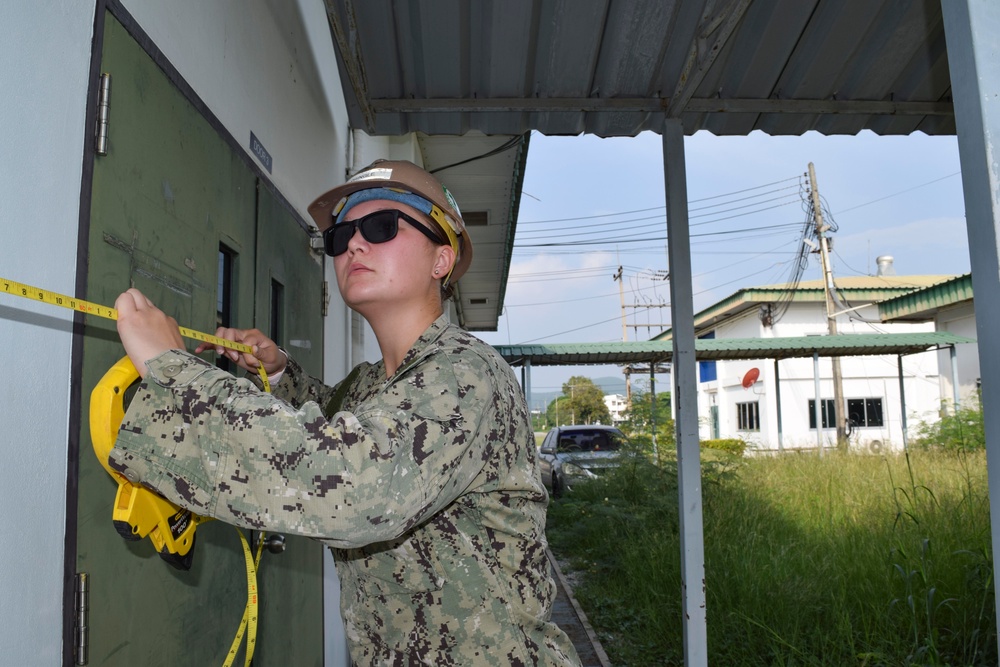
[433,245,456,279]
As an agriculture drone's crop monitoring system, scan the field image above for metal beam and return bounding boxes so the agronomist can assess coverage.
[667,0,753,117]
[324,0,376,132]
[368,97,952,116]
[663,118,707,667]
[941,0,1000,658]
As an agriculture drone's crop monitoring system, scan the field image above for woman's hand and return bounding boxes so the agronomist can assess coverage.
[195,327,286,377]
[115,288,186,379]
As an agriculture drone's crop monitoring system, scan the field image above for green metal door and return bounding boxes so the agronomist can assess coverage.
[76,12,323,665]
[251,185,326,666]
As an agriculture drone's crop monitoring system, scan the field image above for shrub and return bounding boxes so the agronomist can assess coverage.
[912,402,984,452]
[701,437,746,456]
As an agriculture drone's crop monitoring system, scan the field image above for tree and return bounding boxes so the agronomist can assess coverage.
[558,376,612,425]
[545,395,571,428]
[621,388,672,433]
[620,389,674,460]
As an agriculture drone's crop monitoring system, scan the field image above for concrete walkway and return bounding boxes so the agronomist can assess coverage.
[546,550,612,667]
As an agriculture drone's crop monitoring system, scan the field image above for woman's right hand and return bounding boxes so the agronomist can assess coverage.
[195,328,286,376]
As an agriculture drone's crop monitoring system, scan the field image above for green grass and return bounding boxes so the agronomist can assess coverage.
[546,449,995,666]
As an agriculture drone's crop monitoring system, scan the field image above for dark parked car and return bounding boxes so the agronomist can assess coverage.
[538,424,627,497]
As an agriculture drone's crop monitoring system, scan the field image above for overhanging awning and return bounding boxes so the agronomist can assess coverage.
[495,332,976,367]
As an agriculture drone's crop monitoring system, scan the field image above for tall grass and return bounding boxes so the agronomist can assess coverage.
[545,449,995,666]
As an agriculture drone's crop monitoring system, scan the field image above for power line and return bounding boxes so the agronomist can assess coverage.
[513,221,801,248]
[515,190,800,236]
[834,171,960,215]
[516,175,801,225]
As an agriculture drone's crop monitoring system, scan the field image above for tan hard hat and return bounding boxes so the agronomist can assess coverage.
[308,159,473,284]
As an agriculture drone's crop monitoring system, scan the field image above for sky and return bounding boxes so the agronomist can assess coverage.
[475,130,969,407]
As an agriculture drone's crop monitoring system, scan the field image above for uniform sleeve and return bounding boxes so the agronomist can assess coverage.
[245,354,343,415]
[107,348,496,549]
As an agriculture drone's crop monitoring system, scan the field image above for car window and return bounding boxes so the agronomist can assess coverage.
[540,431,556,453]
[557,430,623,452]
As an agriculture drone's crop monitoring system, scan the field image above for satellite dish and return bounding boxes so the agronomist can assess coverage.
[741,367,760,389]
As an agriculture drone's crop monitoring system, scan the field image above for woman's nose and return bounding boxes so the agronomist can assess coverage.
[345,223,367,252]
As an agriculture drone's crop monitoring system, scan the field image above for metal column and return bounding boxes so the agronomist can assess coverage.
[950,345,961,410]
[941,0,1000,657]
[774,359,784,451]
[898,355,909,450]
[814,352,823,454]
[663,119,707,667]
[524,359,532,414]
[650,366,659,461]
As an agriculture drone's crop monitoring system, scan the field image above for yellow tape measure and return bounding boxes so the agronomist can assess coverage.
[7,274,275,666]
[1,275,270,392]
[223,529,265,667]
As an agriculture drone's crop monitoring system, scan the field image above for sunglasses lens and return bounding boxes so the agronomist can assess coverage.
[324,211,402,256]
[360,211,399,244]
[325,224,353,256]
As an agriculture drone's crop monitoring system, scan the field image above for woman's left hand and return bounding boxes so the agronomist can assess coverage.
[115,288,185,379]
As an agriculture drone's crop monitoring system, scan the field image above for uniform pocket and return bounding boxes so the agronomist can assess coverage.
[346,533,444,596]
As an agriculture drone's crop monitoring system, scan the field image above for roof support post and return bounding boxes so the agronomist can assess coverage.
[663,118,707,667]
[523,358,531,404]
[898,354,909,451]
[774,358,784,451]
[950,345,961,412]
[813,352,823,454]
[650,365,659,462]
[941,1,1000,657]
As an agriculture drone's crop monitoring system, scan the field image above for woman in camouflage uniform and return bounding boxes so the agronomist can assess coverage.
[112,160,581,666]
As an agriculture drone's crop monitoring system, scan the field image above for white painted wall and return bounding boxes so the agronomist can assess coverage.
[121,0,349,227]
[1,2,96,664]
[697,301,943,453]
[935,301,980,406]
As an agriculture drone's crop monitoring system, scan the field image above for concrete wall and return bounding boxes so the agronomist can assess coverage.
[2,1,355,663]
[1,3,97,664]
[121,0,349,226]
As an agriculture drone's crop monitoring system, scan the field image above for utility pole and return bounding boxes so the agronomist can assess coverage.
[615,262,632,406]
[808,163,848,450]
[614,264,628,342]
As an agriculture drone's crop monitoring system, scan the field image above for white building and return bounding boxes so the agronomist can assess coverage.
[655,273,957,453]
[878,273,979,408]
[604,393,628,425]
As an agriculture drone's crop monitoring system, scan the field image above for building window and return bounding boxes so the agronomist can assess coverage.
[808,398,836,429]
[698,331,717,382]
[736,401,760,431]
[847,398,884,428]
[216,244,237,373]
[270,278,284,347]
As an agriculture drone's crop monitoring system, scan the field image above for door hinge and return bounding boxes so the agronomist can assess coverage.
[95,73,112,156]
[74,572,89,665]
[322,280,330,317]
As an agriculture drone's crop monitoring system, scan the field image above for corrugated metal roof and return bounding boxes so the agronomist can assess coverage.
[878,273,974,322]
[418,132,529,330]
[496,331,974,366]
[652,274,955,339]
[324,0,954,138]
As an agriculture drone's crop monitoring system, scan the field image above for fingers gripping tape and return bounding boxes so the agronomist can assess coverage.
[90,356,211,570]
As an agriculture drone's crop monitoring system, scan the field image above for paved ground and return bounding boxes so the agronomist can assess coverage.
[547,551,611,667]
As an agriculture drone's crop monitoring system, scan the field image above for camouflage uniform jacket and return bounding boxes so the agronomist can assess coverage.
[110,315,581,666]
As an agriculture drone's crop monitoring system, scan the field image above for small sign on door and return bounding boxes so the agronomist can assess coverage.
[250,132,273,173]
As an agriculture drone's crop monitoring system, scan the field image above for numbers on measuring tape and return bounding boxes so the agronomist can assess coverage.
[1,274,271,390]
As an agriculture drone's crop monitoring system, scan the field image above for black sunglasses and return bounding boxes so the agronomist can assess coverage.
[324,209,444,257]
